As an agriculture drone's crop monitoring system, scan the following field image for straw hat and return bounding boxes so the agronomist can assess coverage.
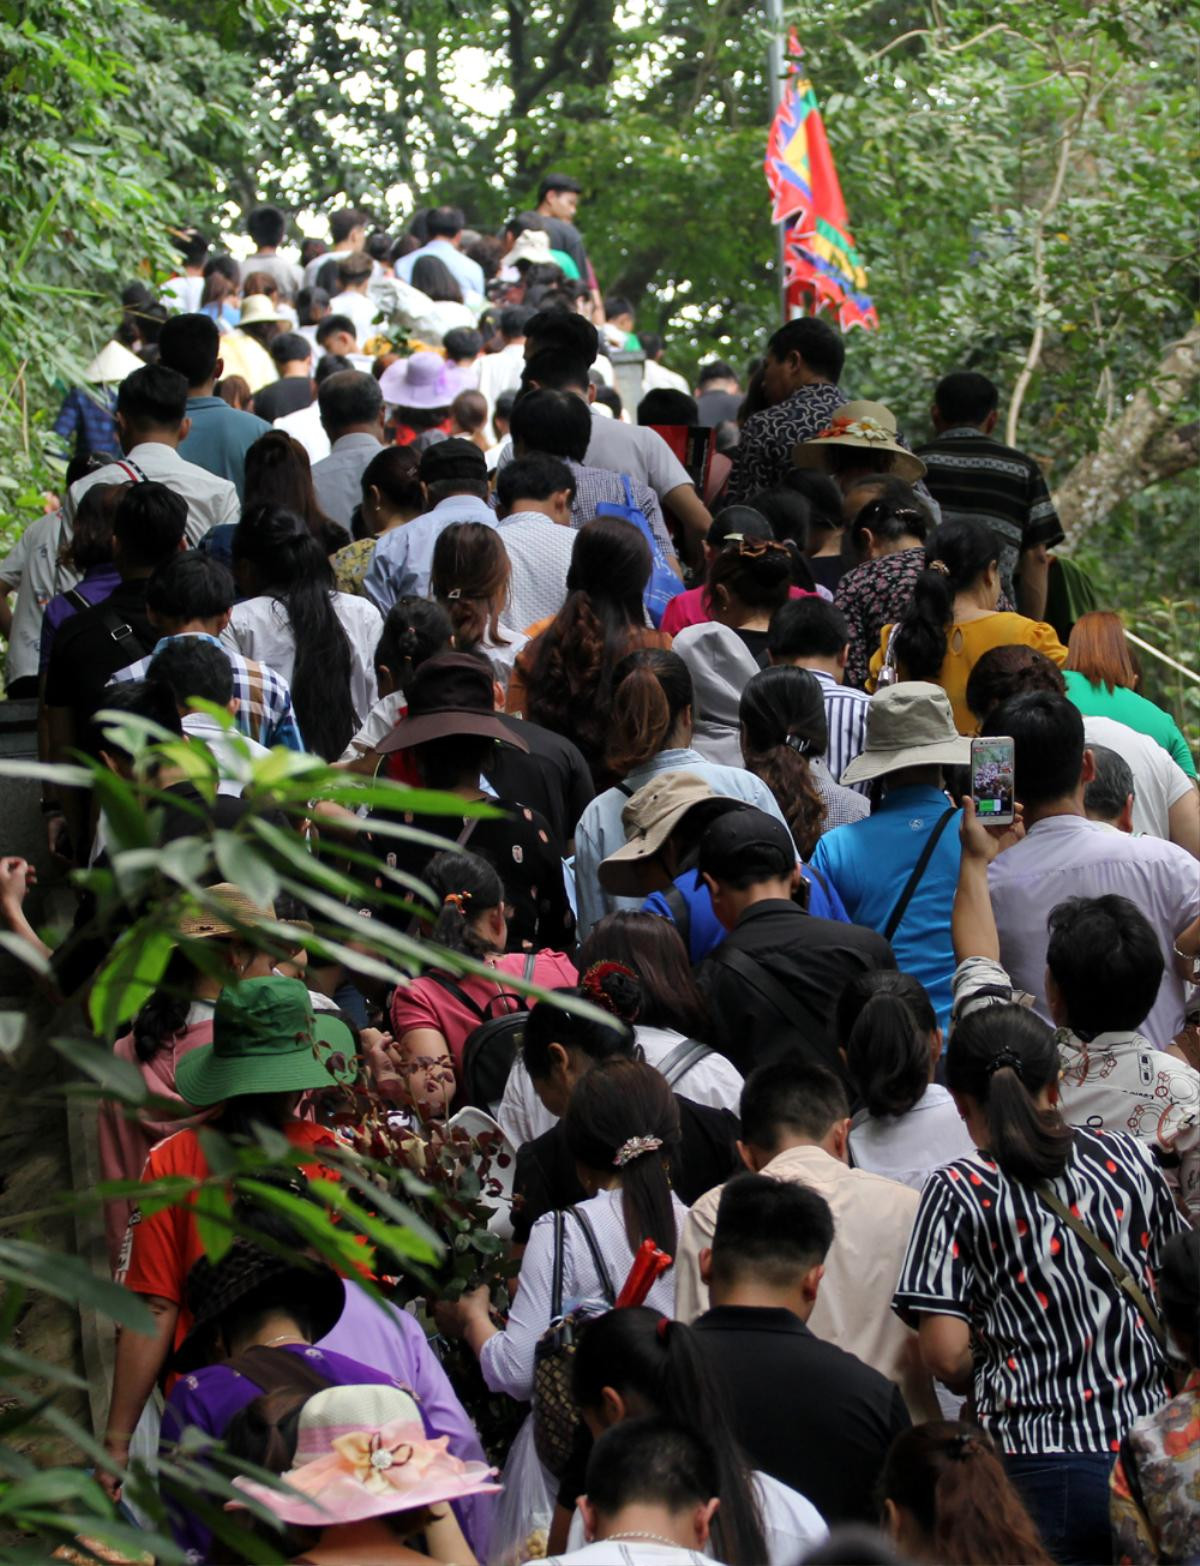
[229,1384,500,1527]
[237,294,291,327]
[839,681,971,785]
[792,399,926,482]
[175,883,276,939]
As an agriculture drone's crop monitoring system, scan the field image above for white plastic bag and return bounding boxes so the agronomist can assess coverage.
[487,1410,556,1565]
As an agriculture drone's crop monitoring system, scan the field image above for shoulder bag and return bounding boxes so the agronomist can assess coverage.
[532,1205,615,1476]
[1033,1181,1166,1350]
[883,805,957,943]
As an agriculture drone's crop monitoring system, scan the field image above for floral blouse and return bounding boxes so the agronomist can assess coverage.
[834,547,925,691]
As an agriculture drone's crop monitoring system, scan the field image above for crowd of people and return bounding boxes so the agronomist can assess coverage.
[0,181,1198,1566]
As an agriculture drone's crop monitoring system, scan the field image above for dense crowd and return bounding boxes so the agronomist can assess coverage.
[0,181,1198,1566]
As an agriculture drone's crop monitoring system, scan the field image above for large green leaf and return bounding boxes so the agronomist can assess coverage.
[87,922,174,1040]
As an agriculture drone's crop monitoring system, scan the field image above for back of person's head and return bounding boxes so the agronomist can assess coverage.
[495,453,575,512]
[768,597,850,663]
[431,521,511,653]
[709,1172,834,1291]
[424,850,506,958]
[373,596,453,692]
[441,326,484,363]
[498,305,536,341]
[782,467,844,534]
[199,254,239,309]
[233,504,353,760]
[148,635,234,711]
[493,388,518,428]
[243,430,323,529]
[510,386,592,462]
[175,227,211,269]
[336,251,372,290]
[522,349,591,397]
[707,536,793,615]
[1046,895,1163,1038]
[524,307,599,364]
[577,911,711,1042]
[766,318,845,382]
[607,648,693,775]
[933,371,999,428]
[946,1006,1074,1183]
[296,286,330,326]
[698,360,737,388]
[113,482,187,571]
[1065,610,1138,693]
[246,204,287,249]
[738,665,827,858]
[1083,744,1136,826]
[964,644,1066,726]
[329,206,370,245]
[638,388,698,427]
[893,517,1000,681]
[360,445,423,514]
[522,970,640,1081]
[315,313,357,348]
[317,369,382,436]
[90,677,184,759]
[707,505,774,550]
[69,483,123,571]
[745,488,816,587]
[158,313,221,388]
[146,550,235,625]
[425,205,464,240]
[116,364,188,432]
[604,293,635,324]
[564,1057,681,1255]
[739,1059,849,1153]
[411,253,463,303]
[572,1308,765,1565]
[313,354,353,390]
[270,331,312,369]
[837,971,938,1120]
[418,437,488,503]
[847,487,931,562]
[980,691,1084,808]
[585,1417,719,1527]
[450,388,488,434]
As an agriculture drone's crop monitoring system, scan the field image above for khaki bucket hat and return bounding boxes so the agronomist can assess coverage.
[840,681,971,786]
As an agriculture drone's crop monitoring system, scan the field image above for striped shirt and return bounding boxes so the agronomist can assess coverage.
[110,632,305,751]
[894,1128,1183,1455]
[809,669,870,792]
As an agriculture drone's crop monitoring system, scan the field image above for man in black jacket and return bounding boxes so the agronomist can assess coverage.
[695,807,893,1076]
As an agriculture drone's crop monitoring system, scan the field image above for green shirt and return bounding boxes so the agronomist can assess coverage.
[1064,669,1197,778]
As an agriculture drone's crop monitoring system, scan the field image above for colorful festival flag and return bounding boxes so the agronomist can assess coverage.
[764,33,878,330]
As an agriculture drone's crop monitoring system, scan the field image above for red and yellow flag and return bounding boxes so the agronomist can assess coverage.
[764,33,878,330]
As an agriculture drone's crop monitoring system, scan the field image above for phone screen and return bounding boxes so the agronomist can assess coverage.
[971,736,1015,824]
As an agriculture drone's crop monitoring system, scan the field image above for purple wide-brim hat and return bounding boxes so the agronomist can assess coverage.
[379,351,472,409]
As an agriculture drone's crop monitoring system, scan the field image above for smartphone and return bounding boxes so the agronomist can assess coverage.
[970,736,1016,826]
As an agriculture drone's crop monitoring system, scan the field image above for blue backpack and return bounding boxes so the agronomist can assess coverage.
[595,475,685,628]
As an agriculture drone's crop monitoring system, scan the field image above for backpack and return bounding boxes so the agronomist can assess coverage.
[595,476,685,629]
[428,952,537,1110]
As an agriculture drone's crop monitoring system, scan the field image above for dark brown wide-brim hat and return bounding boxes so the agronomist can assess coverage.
[172,1236,345,1373]
[375,652,529,755]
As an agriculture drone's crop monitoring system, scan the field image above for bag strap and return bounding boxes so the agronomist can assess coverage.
[883,806,956,943]
[522,951,537,982]
[1033,1182,1166,1349]
[569,1205,616,1305]
[615,782,634,798]
[620,474,636,511]
[711,945,801,1032]
[64,588,91,613]
[94,599,151,660]
[662,883,690,947]
[426,971,491,1022]
[659,1037,714,1088]
[549,1208,566,1322]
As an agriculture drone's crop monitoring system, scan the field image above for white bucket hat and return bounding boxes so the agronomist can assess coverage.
[840,681,971,785]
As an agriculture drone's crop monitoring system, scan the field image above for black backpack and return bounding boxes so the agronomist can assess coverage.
[429,952,537,1110]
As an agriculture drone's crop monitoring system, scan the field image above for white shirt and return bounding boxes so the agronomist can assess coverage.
[848,1084,976,1192]
[0,509,78,682]
[582,410,692,501]
[220,591,383,727]
[480,1186,685,1400]
[543,1545,708,1566]
[68,442,238,545]
[496,512,576,632]
[496,1024,744,1150]
[478,341,527,436]
[642,359,691,397]
[302,249,386,290]
[477,625,529,687]
[339,689,404,763]
[563,1472,827,1566]
[989,815,1199,1049]
[162,273,204,314]
[329,288,381,344]
[273,400,330,463]
[181,711,274,793]
[1082,713,1194,840]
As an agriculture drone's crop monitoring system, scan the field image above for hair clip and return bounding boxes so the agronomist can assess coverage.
[613,1134,664,1168]
[442,891,471,912]
[783,734,812,755]
[928,559,951,576]
[580,959,637,1011]
[985,1048,1023,1081]
[446,588,462,600]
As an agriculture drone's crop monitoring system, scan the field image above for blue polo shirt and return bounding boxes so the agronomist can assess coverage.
[810,785,962,1030]
[643,864,850,964]
[179,396,271,499]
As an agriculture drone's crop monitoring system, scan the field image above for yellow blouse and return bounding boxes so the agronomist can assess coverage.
[868,612,1069,734]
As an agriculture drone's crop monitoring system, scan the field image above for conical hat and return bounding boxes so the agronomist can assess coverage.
[85,341,144,384]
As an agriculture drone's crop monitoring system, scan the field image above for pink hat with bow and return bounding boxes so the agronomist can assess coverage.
[379,351,472,410]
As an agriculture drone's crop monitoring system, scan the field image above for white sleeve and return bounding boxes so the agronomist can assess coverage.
[479,1214,558,1400]
[1162,753,1195,810]
[0,527,29,587]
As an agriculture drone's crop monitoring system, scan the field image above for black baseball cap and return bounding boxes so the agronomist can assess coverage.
[418,437,486,485]
[698,807,796,883]
[538,172,582,198]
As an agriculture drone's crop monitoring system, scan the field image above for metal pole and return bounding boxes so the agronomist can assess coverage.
[766,0,788,322]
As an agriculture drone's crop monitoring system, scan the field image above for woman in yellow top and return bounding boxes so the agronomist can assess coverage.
[869,516,1066,732]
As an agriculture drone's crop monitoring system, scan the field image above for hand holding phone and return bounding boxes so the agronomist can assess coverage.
[970,736,1015,827]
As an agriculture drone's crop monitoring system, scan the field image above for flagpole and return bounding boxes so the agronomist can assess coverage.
[766,0,787,321]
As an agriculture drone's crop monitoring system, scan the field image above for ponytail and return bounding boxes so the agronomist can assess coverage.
[881,1421,1055,1566]
[837,972,937,1120]
[423,850,505,959]
[945,1007,1074,1183]
[233,504,355,760]
[374,597,453,696]
[606,650,694,777]
[572,1308,768,1566]
[893,517,1000,681]
[431,522,512,655]
[738,666,827,859]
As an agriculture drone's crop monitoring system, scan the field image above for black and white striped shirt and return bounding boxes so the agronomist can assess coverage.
[810,668,871,792]
[893,1128,1183,1455]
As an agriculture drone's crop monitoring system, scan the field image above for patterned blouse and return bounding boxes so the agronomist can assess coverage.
[1111,1369,1200,1564]
[725,383,847,504]
[834,547,925,691]
[893,1128,1184,1455]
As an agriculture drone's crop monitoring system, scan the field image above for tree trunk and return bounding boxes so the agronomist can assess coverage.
[1054,321,1200,548]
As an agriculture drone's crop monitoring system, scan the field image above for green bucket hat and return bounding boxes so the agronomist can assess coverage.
[175,977,357,1108]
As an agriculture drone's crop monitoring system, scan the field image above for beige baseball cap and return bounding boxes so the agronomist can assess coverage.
[598,773,748,897]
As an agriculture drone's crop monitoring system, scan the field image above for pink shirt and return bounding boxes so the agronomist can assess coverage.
[661,582,815,636]
[390,950,578,1071]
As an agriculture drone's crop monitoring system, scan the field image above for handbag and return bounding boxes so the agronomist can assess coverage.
[531,1206,615,1476]
[875,622,900,687]
[1033,1182,1166,1350]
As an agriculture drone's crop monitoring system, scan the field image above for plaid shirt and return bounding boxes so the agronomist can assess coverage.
[52,387,121,461]
[564,460,675,557]
[110,632,305,750]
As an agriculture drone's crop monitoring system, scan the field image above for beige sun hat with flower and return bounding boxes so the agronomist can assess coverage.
[792,399,926,482]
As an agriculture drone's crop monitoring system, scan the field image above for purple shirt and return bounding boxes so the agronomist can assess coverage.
[161,1289,492,1562]
[38,564,121,671]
